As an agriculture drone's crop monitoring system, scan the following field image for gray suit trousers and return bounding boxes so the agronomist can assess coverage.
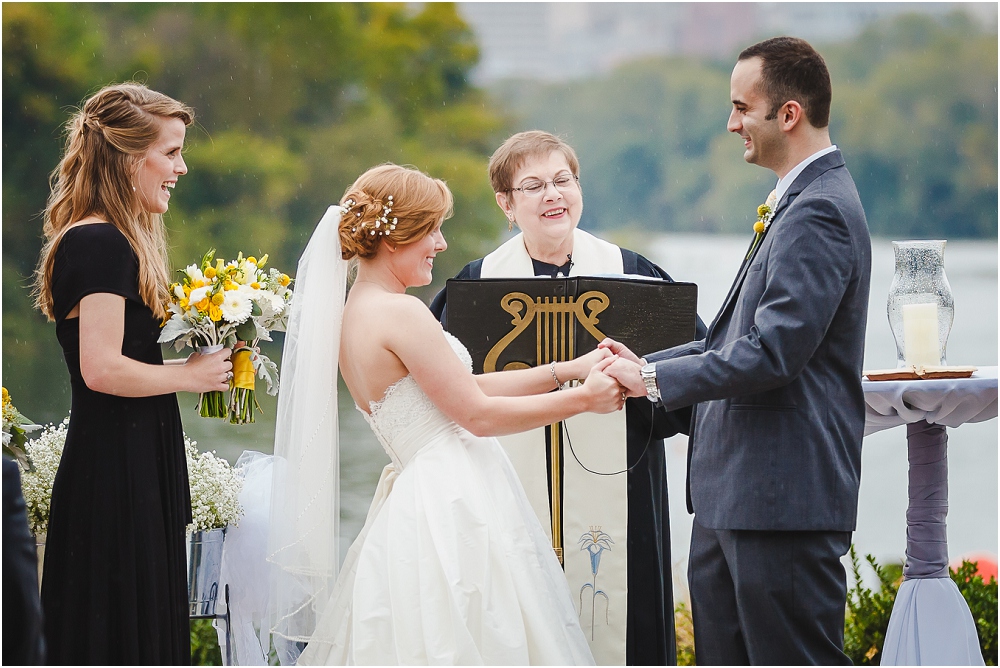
[689,519,853,665]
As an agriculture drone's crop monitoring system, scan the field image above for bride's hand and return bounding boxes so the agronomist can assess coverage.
[597,337,642,365]
[580,355,626,414]
[564,346,613,381]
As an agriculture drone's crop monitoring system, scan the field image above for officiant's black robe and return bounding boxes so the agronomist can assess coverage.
[430,248,707,666]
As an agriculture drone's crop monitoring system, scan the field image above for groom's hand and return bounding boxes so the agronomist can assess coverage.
[603,357,646,398]
[598,338,642,365]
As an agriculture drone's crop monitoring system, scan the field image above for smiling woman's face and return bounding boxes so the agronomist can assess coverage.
[496,150,582,253]
[390,219,447,288]
[135,116,187,214]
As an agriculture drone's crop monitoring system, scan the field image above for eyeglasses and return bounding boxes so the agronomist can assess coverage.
[510,173,579,197]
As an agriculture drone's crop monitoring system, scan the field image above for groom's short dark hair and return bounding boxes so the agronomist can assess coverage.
[739,37,832,129]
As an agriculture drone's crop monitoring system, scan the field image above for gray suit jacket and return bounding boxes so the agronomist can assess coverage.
[646,150,871,531]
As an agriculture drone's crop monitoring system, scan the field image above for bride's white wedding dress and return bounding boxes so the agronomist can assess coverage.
[297,332,595,665]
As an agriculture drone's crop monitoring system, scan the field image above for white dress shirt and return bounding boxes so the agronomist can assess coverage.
[774,144,838,203]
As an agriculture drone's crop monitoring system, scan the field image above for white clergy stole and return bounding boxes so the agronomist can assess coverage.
[480,228,629,665]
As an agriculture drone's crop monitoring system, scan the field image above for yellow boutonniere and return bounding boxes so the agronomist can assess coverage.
[746,191,778,260]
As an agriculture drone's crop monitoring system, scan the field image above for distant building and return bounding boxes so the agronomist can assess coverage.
[458,2,997,83]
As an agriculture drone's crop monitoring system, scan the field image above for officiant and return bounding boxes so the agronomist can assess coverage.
[430,130,706,666]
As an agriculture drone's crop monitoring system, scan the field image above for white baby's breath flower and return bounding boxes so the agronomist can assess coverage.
[20,417,70,535]
[20,422,247,537]
[220,291,253,323]
[185,438,243,533]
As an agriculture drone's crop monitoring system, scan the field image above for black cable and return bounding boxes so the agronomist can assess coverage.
[561,399,656,476]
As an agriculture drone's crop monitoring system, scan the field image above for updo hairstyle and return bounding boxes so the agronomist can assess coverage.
[34,82,195,320]
[338,164,453,261]
[488,130,581,206]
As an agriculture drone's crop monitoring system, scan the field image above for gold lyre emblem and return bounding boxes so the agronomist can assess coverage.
[482,291,611,374]
[482,290,611,564]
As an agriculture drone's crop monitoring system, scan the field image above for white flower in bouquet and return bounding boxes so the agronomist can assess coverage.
[184,263,206,284]
[187,285,211,307]
[233,257,258,286]
[185,437,244,534]
[220,290,253,324]
[20,417,69,536]
[255,290,287,323]
[256,267,293,332]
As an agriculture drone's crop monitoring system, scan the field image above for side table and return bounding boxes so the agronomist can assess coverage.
[863,366,997,665]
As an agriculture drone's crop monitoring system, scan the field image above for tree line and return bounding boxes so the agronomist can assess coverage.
[3,2,509,420]
[496,11,997,240]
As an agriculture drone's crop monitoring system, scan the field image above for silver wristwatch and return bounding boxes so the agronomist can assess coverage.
[640,363,661,402]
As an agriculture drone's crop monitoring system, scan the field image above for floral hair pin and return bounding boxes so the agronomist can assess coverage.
[348,194,398,237]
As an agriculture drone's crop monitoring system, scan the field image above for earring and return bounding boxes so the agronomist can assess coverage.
[507,216,515,232]
[132,186,137,191]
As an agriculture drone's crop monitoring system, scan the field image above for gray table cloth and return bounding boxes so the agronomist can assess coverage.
[863,368,997,665]
[863,366,998,437]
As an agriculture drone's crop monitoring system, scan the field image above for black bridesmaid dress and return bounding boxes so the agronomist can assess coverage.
[40,223,191,665]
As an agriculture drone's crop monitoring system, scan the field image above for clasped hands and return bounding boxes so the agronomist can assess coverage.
[567,338,647,414]
[596,338,648,399]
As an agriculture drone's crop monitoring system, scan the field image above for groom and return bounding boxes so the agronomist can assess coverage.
[602,37,871,664]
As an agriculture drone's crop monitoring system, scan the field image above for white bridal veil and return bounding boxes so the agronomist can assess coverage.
[267,205,347,665]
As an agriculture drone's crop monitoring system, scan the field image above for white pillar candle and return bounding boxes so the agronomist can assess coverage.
[902,302,940,368]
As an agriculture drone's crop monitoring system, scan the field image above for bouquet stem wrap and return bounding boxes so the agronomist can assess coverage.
[228,348,260,424]
[196,344,228,418]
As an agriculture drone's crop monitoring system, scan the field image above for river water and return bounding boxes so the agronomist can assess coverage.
[188,235,997,595]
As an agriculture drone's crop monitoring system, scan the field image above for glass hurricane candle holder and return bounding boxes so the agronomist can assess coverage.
[887,240,954,367]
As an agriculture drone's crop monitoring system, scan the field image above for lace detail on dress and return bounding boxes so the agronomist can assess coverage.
[443,331,474,371]
[360,331,473,453]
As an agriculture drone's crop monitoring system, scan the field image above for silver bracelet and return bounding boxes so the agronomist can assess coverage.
[550,361,565,390]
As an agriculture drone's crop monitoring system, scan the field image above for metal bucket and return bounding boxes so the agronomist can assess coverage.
[188,527,225,617]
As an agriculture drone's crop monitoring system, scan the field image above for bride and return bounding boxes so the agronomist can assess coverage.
[267,164,625,665]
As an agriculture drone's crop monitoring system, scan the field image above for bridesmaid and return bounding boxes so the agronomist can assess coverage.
[33,83,232,664]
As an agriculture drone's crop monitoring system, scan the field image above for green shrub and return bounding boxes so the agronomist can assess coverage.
[190,618,222,666]
[844,546,901,664]
[951,560,998,665]
[844,546,998,665]
[675,602,696,666]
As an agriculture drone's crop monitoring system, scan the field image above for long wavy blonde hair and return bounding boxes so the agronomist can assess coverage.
[34,83,194,321]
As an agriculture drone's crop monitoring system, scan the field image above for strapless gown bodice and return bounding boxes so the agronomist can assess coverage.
[360,332,470,470]
[299,330,594,666]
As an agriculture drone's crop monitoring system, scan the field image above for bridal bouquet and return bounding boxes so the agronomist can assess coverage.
[159,249,293,421]
[185,436,244,533]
